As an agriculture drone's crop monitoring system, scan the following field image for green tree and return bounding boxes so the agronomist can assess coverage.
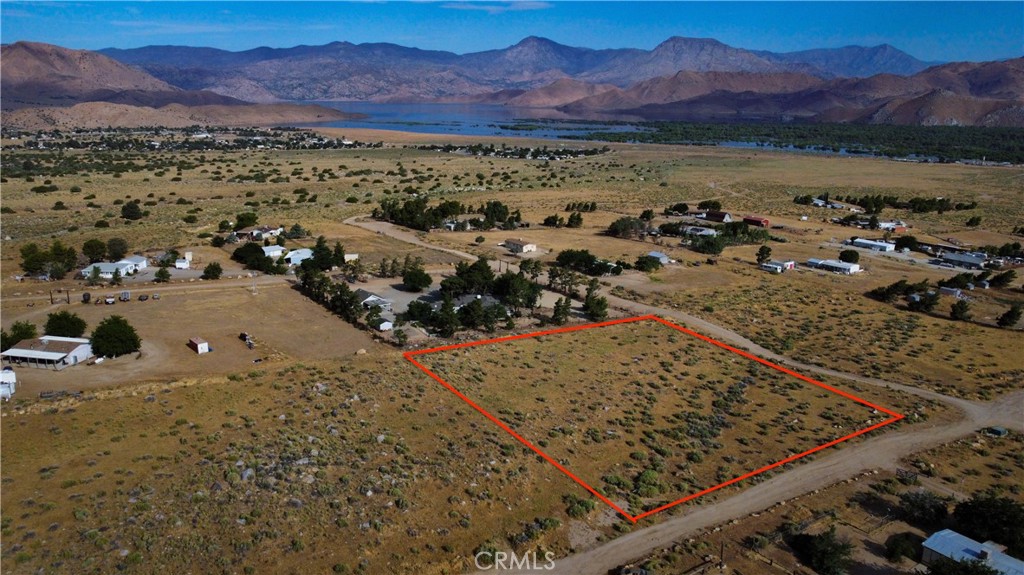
[697,200,722,211]
[435,295,461,338]
[634,255,663,272]
[91,315,141,357]
[551,297,571,325]
[639,209,655,221]
[457,298,487,329]
[86,266,103,286]
[953,494,1024,557]
[106,238,129,261]
[950,300,972,321]
[154,267,171,283]
[110,268,123,285]
[989,270,1016,288]
[839,249,860,264]
[898,490,948,527]
[908,291,940,313]
[82,239,107,263]
[45,311,87,338]
[1,321,38,351]
[310,236,333,271]
[201,262,223,280]
[402,266,433,292]
[757,245,773,264]
[566,212,584,228]
[789,526,853,575]
[120,202,143,220]
[331,242,347,268]
[234,212,258,231]
[965,216,982,227]
[997,304,1022,328]
[895,235,918,251]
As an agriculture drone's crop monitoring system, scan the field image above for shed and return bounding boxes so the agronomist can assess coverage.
[743,215,770,227]
[369,316,394,332]
[188,338,210,354]
[922,529,1023,575]
[647,251,671,265]
[1,367,16,401]
[807,259,861,274]
[174,258,190,270]
[851,238,896,252]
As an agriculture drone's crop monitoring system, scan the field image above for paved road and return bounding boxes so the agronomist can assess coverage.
[346,215,1024,574]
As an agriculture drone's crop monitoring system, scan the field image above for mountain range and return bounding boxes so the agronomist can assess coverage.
[98,36,941,103]
[1,38,1021,128]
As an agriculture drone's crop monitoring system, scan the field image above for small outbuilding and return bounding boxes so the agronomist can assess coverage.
[702,211,733,223]
[369,316,394,332]
[743,215,770,227]
[647,251,671,265]
[262,245,287,259]
[504,238,537,254]
[188,338,210,354]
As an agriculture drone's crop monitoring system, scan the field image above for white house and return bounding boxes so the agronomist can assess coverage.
[760,260,796,274]
[504,238,537,254]
[263,245,287,259]
[80,261,137,279]
[851,238,895,252]
[682,226,719,237]
[1,336,93,370]
[807,258,861,274]
[354,289,392,312]
[284,248,313,266]
[122,255,148,270]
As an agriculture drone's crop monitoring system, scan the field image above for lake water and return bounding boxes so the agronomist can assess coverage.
[302,101,646,139]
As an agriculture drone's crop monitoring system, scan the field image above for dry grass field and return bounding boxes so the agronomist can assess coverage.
[1,127,1021,574]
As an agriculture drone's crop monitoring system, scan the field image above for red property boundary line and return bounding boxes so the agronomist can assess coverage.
[404,315,904,523]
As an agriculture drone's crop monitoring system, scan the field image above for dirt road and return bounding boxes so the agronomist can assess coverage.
[347,215,1023,575]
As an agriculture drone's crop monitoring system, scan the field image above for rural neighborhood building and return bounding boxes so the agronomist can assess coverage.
[701,211,733,223]
[682,226,719,237]
[504,238,537,254]
[354,289,393,312]
[369,316,394,332]
[647,251,671,265]
[742,215,770,227]
[262,245,287,259]
[939,286,963,298]
[877,220,908,232]
[344,253,360,263]
[451,294,505,312]
[80,261,137,279]
[760,260,796,274]
[851,238,896,252]
[188,338,210,354]
[174,259,190,269]
[806,258,861,274]
[922,530,1024,575]
[284,248,313,266]
[237,225,285,241]
[122,255,148,270]
[1,336,93,370]
[941,252,987,269]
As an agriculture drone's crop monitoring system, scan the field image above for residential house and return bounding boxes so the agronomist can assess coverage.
[1,336,93,370]
[941,252,987,269]
[702,211,733,223]
[284,248,313,266]
[122,255,148,270]
[806,258,861,274]
[682,226,719,237]
[504,238,537,254]
[80,261,137,280]
[354,289,392,312]
[262,245,287,259]
[922,530,1023,575]
[851,238,896,252]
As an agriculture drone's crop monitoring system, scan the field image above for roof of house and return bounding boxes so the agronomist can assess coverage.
[505,238,534,246]
[354,289,389,303]
[369,316,393,328]
[704,210,732,219]
[943,252,987,264]
[121,255,147,265]
[2,336,91,361]
[189,337,208,345]
[647,251,669,260]
[262,246,285,255]
[83,261,135,274]
[285,248,312,259]
[923,530,1024,575]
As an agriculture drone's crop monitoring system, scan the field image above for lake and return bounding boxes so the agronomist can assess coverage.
[302,101,647,139]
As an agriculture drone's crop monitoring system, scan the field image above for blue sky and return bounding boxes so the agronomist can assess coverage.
[2,2,1021,62]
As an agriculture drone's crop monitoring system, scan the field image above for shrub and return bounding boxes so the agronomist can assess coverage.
[90,315,141,357]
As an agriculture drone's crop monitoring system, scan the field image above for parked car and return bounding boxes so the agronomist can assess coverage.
[104,296,116,305]
[152,293,161,300]
[138,294,149,301]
